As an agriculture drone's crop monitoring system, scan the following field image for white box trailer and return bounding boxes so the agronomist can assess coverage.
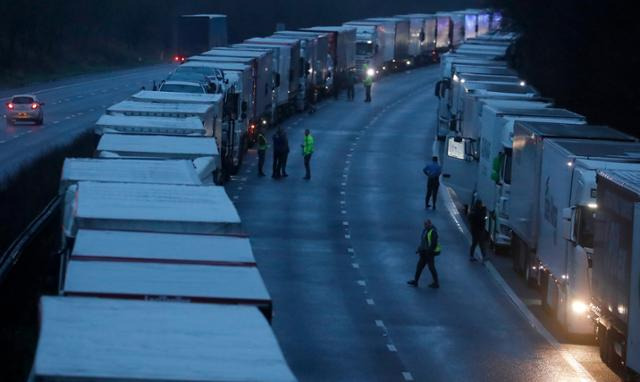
[510,122,635,278]
[436,12,465,48]
[95,114,208,137]
[233,43,291,112]
[452,64,515,77]
[62,260,273,318]
[301,26,357,75]
[63,181,241,239]
[439,54,507,79]
[395,14,438,60]
[269,34,315,111]
[490,11,503,32]
[244,37,301,103]
[476,12,491,36]
[456,11,478,40]
[443,106,584,211]
[530,140,640,335]
[130,90,223,105]
[592,169,640,377]
[60,158,202,194]
[366,17,410,64]
[273,30,330,91]
[32,297,297,381]
[435,14,451,51]
[201,48,274,123]
[106,101,218,138]
[72,229,255,266]
[455,44,509,57]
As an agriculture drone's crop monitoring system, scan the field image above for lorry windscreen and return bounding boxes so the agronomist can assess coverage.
[576,206,595,249]
[356,42,374,56]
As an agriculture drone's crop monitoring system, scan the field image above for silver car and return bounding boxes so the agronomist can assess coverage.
[5,94,45,125]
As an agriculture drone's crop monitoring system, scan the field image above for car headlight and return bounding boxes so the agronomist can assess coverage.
[571,300,588,315]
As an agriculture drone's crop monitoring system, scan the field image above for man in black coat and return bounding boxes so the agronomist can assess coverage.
[468,200,487,262]
[272,129,283,178]
[279,127,290,177]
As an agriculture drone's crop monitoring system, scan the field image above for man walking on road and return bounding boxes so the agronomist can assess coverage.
[468,200,487,262]
[301,129,314,180]
[408,219,441,288]
[423,156,442,210]
[346,70,356,101]
[257,128,268,177]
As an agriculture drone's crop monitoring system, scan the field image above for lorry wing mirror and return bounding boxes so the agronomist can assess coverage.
[434,80,443,97]
[562,207,576,243]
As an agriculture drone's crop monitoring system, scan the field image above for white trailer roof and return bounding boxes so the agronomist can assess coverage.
[74,181,241,235]
[33,297,297,382]
[107,100,216,117]
[60,158,201,191]
[130,90,223,105]
[63,260,271,305]
[72,229,256,266]
[95,114,207,136]
[97,134,218,159]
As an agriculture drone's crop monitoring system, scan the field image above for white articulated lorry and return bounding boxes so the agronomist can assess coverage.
[443,105,584,213]
[436,12,465,48]
[529,141,640,336]
[591,169,640,378]
[342,21,391,76]
[366,17,410,70]
[509,122,637,322]
[31,297,297,381]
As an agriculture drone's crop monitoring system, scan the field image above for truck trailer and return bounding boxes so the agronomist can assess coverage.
[395,14,438,64]
[95,115,209,137]
[175,14,227,61]
[366,17,410,69]
[592,169,640,378]
[31,297,297,381]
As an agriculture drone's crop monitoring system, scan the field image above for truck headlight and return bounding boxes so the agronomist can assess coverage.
[366,68,375,77]
[571,300,588,315]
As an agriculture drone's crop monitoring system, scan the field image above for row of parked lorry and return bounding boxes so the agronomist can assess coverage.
[26,8,502,381]
[154,10,501,182]
[436,33,640,379]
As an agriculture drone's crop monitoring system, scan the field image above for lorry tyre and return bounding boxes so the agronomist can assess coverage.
[597,324,609,363]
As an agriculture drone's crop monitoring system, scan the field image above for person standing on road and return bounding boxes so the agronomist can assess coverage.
[272,128,283,178]
[301,129,314,180]
[423,156,442,210]
[408,219,441,288]
[257,129,268,177]
[346,70,356,101]
[363,70,373,102]
[468,199,487,262]
[280,127,290,177]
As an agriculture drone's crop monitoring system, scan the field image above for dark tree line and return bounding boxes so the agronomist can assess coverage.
[0,0,479,84]
[493,0,639,136]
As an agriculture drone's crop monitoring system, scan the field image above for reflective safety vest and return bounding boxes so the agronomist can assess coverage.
[258,133,268,151]
[303,134,314,155]
[427,228,442,253]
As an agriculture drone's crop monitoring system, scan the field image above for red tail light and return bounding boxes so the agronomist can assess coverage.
[7,103,14,109]
[31,103,39,109]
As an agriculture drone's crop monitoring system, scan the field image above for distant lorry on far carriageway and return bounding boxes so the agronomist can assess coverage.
[174,14,227,63]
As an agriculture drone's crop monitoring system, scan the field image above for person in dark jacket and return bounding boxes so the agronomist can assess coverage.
[272,129,283,178]
[468,200,487,262]
[408,219,441,288]
[423,156,442,210]
[279,127,290,177]
[257,129,268,177]
[346,70,356,101]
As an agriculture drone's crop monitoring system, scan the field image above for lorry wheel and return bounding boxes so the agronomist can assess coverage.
[597,324,609,363]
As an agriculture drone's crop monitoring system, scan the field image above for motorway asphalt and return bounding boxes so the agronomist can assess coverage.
[231,66,608,381]
[0,65,173,178]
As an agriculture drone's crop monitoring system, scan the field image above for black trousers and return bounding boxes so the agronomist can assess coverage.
[415,252,438,284]
[258,149,266,174]
[426,179,439,207]
[280,151,289,175]
[347,85,355,100]
[272,151,281,177]
[470,230,485,258]
[304,153,312,178]
[364,85,372,102]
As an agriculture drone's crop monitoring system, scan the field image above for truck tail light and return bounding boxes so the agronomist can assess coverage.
[31,103,39,109]
[7,103,14,109]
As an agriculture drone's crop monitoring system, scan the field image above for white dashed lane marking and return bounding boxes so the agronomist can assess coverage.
[352,263,359,269]
[366,298,375,305]
[387,344,397,352]
[402,372,414,381]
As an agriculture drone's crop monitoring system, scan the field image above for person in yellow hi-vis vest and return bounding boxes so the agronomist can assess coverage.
[408,219,441,288]
[301,129,314,180]
[363,64,374,103]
